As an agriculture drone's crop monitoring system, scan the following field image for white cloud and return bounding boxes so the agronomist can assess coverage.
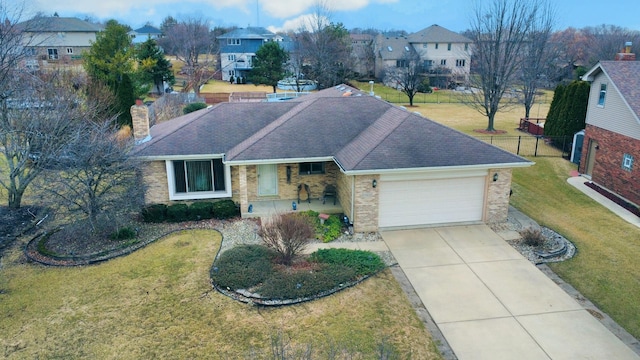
[267,14,332,33]
[258,0,400,19]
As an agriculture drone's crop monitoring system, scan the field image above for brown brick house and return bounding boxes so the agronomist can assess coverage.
[580,57,640,207]
[131,85,531,232]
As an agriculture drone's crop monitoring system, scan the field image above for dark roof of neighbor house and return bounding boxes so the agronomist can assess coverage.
[216,27,275,40]
[17,16,103,33]
[591,61,640,119]
[407,24,471,44]
[133,86,530,172]
[376,35,414,61]
[133,25,162,35]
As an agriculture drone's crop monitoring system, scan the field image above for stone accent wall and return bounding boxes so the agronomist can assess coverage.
[581,124,640,206]
[353,175,379,232]
[337,171,353,219]
[141,161,169,204]
[485,169,512,223]
[236,166,248,212]
[130,103,150,142]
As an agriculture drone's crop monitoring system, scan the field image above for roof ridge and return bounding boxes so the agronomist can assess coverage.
[335,106,411,170]
[225,99,318,160]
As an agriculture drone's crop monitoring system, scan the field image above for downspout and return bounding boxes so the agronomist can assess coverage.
[351,175,355,223]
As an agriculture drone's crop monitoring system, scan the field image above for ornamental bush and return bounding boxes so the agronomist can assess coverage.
[310,248,385,276]
[212,200,239,219]
[188,202,214,221]
[183,102,208,114]
[110,226,137,241]
[166,203,189,222]
[520,227,545,247]
[141,204,167,223]
[257,264,356,299]
[210,245,276,289]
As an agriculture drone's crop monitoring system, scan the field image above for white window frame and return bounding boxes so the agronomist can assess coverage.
[598,83,607,107]
[66,47,73,54]
[622,153,634,171]
[299,162,325,175]
[456,59,466,67]
[447,43,452,51]
[228,54,236,61]
[227,38,241,45]
[440,59,447,66]
[165,159,232,200]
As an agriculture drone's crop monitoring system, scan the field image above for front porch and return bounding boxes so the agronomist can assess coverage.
[243,199,343,219]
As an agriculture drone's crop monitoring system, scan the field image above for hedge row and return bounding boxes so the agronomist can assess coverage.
[141,200,239,223]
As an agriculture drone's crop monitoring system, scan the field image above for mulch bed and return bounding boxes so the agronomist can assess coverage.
[584,181,640,218]
[0,206,42,257]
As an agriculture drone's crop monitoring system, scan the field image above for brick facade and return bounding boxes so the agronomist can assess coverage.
[581,124,640,206]
[485,168,512,223]
[141,161,170,204]
[353,175,380,232]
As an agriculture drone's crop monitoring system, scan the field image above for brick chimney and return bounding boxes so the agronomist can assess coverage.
[130,99,151,143]
[614,41,636,61]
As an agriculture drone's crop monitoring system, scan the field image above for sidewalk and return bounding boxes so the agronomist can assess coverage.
[567,175,640,229]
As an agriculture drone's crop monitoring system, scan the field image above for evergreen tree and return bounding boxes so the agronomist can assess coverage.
[248,41,289,93]
[138,38,175,94]
[84,20,135,88]
[116,74,135,127]
[544,84,565,137]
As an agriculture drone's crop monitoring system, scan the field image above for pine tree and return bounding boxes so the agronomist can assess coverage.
[544,84,565,137]
[116,74,135,127]
[248,41,289,93]
[138,38,175,94]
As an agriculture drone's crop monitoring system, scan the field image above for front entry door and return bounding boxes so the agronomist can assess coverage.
[585,140,598,177]
[258,164,278,196]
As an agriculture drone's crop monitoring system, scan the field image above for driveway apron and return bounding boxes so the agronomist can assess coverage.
[381,225,640,360]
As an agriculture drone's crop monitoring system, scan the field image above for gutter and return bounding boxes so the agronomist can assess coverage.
[340,161,535,176]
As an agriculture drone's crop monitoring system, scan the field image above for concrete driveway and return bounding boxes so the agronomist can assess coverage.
[381,225,640,360]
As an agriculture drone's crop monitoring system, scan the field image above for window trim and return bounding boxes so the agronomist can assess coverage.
[165,159,231,200]
[598,83,607,107]
[622,153,634,171]
[447,43,452,51]
[440,59,447,66]
[299,162,325,175]
[227,38,241,45]
[456,59,466,67]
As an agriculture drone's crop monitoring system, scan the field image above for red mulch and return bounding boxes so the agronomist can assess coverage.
[473,129,508,135]
[584,181,640,218]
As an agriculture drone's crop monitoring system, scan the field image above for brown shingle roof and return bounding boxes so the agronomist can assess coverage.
[407,24,471,44]
[133,86,530,172]
[598,61,640,119]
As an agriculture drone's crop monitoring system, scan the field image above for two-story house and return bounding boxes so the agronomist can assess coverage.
[218,27,295,82]
[375,25,472,88]
[580,45,640,206]
[17,16,102,68]
[129,24,163,44]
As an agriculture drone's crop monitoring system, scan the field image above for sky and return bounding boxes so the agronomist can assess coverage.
[27,0,640,34]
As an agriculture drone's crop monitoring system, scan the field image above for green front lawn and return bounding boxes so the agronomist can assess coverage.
[0,230,440,358]
[510,158,640,339]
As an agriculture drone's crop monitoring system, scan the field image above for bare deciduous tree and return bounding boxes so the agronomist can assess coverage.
[518,4,555,118]
[39,119,143,231]
[297,1,353,89]
[258,213,314,266]
[383,50,424,106]
[466,0,552,131]
[159,17,216,94]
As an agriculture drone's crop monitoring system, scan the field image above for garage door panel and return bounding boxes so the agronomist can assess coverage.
[379,177,485,227]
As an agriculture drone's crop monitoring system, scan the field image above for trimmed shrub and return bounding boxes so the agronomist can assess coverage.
[211,245,276,289]
[110,227,137,241]
[166,203,189,222]
[520,227,545,247]
[257,264,357,299]
[310,248,385,277]
[141,204,167,223]
[188,202,214,221]
[212,200,239,219]
[183,102,208,114]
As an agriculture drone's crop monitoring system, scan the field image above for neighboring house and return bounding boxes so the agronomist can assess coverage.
[375,24,472,87]
[350,33,375,77]
[17,16,102,67]
[131,85,531,232]
[129,24,162,44]
[580,51,640,206]
[217,27,294,82]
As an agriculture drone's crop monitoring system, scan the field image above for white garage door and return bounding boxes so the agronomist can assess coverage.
[378,176,486,228]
